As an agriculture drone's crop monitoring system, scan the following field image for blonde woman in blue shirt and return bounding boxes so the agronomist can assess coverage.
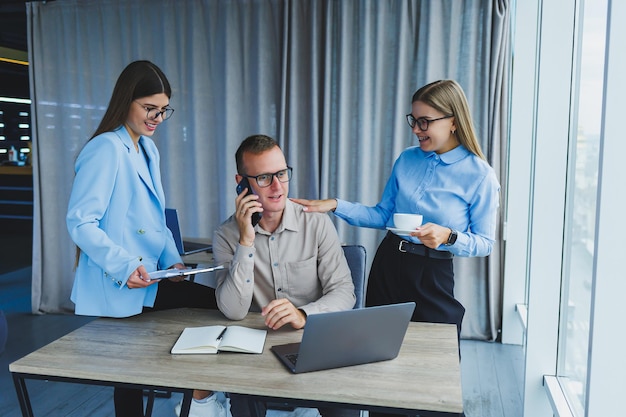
[293,80,500,342]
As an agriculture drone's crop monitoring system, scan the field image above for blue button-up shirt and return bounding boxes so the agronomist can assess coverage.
[334,145,500,257]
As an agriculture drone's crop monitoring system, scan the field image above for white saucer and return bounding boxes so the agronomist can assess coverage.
[386,227,418,236]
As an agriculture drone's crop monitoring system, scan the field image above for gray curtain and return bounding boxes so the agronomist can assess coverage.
[27,0,510,340]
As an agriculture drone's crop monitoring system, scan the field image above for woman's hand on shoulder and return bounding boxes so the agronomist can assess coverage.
[290,198,337,213]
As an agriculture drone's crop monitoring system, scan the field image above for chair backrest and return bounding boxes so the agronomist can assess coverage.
[342,245,367,309]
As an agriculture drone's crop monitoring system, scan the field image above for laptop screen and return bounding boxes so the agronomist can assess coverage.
[165,208,185,254]
[271,302,416,373]
[165,208,213,255]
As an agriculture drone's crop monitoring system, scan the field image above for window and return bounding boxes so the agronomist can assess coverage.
[0,99,32,164]
[556,0,607,414]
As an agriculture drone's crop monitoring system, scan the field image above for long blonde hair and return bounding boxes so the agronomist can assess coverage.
[412,80,486,160]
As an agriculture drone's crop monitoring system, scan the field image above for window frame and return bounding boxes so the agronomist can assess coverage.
[505,0,626,415]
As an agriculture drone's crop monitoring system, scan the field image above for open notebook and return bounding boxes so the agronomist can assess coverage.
[271,302,415,373]
[171,324,266,354]
[165,208,213,255]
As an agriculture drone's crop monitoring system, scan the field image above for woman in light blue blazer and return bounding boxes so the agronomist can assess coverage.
[66,60,221,417]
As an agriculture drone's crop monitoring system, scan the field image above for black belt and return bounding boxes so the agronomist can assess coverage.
[386,231,453,259]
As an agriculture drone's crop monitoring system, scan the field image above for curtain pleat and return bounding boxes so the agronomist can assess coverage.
[28,0,510,340]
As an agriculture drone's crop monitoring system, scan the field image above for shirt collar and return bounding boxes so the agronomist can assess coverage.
[424,144,470,164]
[256,199,300,235]
[280,199,300,232]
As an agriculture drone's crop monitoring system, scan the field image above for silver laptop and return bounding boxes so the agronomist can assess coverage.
[271,302,416,373]
[165,208,213,255]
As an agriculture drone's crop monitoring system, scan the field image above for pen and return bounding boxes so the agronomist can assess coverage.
[216,327,227,341]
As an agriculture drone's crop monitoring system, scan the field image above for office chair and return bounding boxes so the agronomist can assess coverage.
[341,244,367,309]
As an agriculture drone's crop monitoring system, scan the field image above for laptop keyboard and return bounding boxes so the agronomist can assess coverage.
[286,353,299,366]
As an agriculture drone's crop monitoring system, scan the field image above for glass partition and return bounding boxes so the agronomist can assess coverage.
[557,0,607,414]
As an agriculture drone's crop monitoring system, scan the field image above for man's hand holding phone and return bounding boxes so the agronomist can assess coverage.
[236,177,263,246]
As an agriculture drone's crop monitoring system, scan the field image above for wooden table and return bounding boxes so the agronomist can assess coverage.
[9,308,463,416]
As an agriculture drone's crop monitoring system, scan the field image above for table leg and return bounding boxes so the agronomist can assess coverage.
[179,390,193,417]
[145,390,156,417]
[12,373,34,417]
[248,397,267,417]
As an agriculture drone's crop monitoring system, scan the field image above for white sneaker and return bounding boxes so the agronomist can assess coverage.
[175,391,232,417]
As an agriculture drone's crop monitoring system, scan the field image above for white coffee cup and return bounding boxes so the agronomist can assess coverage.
[393,213,423,230]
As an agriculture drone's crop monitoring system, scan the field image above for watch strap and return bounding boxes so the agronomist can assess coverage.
[445,229,458,246]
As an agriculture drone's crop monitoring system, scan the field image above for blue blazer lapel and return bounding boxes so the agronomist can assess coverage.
[114,127,164,210]
[141,139,166,209]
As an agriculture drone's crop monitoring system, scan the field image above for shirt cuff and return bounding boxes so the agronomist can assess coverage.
[334,198,349,215]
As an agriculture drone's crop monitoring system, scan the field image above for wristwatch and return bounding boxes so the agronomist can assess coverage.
[445,229,458,246]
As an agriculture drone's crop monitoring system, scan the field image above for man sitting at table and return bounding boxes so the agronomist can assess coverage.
[212,134,356,417]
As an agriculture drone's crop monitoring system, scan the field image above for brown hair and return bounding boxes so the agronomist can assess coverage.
[75,61,172,268]
[235,134,280,175]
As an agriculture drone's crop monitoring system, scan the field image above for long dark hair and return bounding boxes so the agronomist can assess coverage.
[90,60,172,140]
[75,61,171,269]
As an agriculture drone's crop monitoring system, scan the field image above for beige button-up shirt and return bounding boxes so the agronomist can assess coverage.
[214,200,356,320]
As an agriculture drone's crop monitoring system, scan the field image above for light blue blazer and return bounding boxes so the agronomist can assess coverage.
[66,126,182,317]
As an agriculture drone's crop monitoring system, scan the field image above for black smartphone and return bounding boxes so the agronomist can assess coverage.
[236,177,262,226]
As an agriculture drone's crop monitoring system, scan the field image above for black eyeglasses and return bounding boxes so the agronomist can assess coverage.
[406,114,453,131]
[244,167,293,188]
[134,101,175,121]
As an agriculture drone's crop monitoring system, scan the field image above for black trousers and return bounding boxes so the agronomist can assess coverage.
[366,232,464,335]
[114,279,218,417]
[366,232,465,417]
